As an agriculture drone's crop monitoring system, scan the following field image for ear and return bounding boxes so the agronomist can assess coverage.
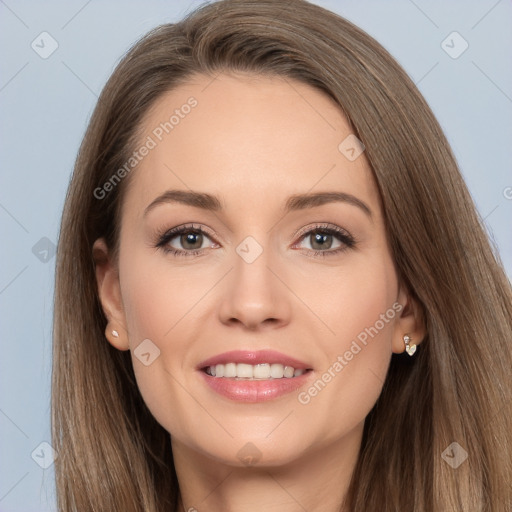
[391,284,426,354]
[93,238,129,351]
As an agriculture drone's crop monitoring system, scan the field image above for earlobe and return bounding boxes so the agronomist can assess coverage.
[391,285,426,354]
[104,324,130,351]
[93,238,130,351]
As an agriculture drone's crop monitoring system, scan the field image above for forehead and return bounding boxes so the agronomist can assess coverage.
[121,72,379,221]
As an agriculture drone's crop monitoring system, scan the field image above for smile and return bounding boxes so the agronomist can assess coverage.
[204,363,309,379]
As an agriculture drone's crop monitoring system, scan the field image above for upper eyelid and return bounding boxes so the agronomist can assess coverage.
[292,222,351,239]
[163,223,216,239]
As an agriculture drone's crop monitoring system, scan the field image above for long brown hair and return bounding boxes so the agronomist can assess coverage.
[52,1,512,510]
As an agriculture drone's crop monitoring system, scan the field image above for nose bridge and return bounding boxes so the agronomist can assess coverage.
[217,234,292,329]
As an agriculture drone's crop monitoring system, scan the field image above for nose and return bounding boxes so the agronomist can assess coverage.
[217,245,292,331]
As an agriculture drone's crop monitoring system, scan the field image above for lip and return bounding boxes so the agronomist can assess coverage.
[196,349,314,403]
[197,350,311,371]
[199,369,314,402]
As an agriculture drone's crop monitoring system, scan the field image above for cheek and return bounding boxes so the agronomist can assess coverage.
[294,254,398,432]
[295,251,397,355]
[330,265,396,355]
[119,245,207,341]
[118,246,217,432]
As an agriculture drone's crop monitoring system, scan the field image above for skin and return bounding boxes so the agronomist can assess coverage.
[94,73,424,512]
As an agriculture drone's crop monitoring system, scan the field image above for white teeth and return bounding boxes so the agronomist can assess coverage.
[206,363,308,379]
[270,363,284,378]
[225,363,236,378]
[283,366,295,378]
[253,363,271,379]
[237,363,253,378]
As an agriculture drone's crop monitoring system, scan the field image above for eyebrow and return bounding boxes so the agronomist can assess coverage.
[144,189,372,218]
[286,191,372,218]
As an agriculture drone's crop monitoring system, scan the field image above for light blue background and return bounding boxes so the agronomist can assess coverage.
[1,1,511,510]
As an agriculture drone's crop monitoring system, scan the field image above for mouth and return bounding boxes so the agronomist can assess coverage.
[197,350,314,402]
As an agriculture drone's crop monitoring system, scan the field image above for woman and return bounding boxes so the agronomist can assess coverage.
[52,0,512,510]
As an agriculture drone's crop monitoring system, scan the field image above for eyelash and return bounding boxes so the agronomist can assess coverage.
[154,222,356,258]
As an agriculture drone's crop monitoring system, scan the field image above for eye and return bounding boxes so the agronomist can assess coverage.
[154,222,356,258]
[293,224,356,257]
[155,224,218,257]
[170,230,208,251]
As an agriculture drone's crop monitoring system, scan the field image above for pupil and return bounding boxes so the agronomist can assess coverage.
[311,232,332,250]
[181,231,202,249]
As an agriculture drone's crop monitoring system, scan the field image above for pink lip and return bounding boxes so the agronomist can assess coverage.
[196,350,314,403]
[197,350,311,370]
[199,370,314,402]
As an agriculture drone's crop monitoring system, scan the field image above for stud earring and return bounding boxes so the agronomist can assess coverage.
[112,330,119,338]
[403,334,416,356]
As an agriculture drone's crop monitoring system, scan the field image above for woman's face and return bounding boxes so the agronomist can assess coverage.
[96,72,418,468]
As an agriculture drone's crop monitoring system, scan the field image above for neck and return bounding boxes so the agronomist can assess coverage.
[173,423,363,512]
